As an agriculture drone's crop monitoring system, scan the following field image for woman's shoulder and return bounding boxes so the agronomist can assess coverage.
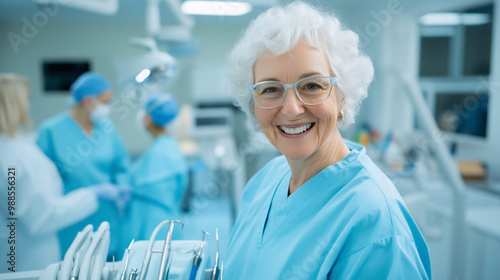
[38,112,69,130]
[239,155,289,202]
[336,155,417,241]
[248,155,289,187]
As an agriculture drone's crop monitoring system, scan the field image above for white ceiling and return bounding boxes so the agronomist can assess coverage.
[0,0,493,24]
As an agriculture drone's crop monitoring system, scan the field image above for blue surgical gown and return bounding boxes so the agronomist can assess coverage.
[36,112,130,257]
[125,135,188,242]
[224,141,431,279]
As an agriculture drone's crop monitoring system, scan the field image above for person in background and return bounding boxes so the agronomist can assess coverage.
[124,92,188,242]
[223,2,431,279]
[36,71,130,259]
[0,73,124,272]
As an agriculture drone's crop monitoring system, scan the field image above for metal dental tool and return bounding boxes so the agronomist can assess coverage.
[129,268,138,280]
[138,220,184,280]
[189,231,209,280]
[220,261,223,280]
[210,228,220,280]
[157,220,184,280]
[120,239,135,280]
[61,225,93,280]
[201,231,209,242]
[70,232,92,280]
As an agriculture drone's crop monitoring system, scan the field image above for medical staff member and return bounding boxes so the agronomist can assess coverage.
[125,93,188,242]
[0,74,124,272]
[223,2,431,279]
[37,71,130,258]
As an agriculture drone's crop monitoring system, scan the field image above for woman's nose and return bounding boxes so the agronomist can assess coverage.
[279,88,305,117]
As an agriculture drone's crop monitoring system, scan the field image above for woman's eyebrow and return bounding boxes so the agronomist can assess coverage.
[299,72,322,79]
[256,72,323,83]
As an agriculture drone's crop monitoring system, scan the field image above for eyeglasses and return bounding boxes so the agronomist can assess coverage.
[249,76,337,109]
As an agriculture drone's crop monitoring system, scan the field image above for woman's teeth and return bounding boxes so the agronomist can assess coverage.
[280,123,312,135]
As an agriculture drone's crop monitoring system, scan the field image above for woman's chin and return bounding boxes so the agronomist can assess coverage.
[280,148,312,161]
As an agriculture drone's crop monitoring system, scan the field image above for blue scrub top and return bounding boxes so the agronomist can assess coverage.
[225,141,431,279]
[125,135,188,243]
[36,112,130,257]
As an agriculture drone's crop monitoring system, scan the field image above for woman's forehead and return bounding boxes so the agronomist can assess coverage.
[254,41,330,82]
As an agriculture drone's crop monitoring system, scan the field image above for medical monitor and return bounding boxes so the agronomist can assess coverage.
[193,107,234,137]
[42,60,90,92]
[421,79,490,144]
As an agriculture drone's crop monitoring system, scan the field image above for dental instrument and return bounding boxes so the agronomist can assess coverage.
[91,226,111,280]
[60,224,93,280]
[79,221,110,280]
[220,262,223,280]
[189,231,208,280]
[121,239,136,280]
[158,220,183,280]
[138,220,184,280]
[69,236,91,280]
[129,268,138,280]
[210,228,220,280]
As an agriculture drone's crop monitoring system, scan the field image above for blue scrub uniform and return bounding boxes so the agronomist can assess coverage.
[225,141,431,279]
[36,112,130,257]
[126,135,188,242]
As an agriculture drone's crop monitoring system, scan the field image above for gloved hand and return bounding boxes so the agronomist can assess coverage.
[88,184,122,201]
[116,185,133,204]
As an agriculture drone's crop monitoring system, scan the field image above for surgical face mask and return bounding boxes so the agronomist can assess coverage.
[136,109,147,133]
[90,100,111,123]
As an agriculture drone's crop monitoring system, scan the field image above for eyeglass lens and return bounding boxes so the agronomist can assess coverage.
[252,76,332,108]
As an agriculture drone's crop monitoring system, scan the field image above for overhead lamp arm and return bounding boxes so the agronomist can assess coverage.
[146,0,195,40]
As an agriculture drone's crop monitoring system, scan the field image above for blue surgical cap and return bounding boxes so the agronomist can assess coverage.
[70,72,111,103]
[145,92,179,126]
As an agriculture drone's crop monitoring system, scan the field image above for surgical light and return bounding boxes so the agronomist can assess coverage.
[135,69,151,83]
[181,1,252,16]
[116,38,178,101]
[420,13,490,26]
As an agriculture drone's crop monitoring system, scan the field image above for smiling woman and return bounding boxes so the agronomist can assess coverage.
[224,1,431,279]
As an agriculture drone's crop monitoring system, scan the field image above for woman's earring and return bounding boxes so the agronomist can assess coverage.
[339,110,344,121]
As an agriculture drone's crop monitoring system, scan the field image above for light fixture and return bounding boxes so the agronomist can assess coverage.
[135,69,151,83]
[181,1,252,16]
[420,13,490,26]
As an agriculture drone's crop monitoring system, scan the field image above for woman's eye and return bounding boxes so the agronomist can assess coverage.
[262,87,279,94]
[304,83,321,90]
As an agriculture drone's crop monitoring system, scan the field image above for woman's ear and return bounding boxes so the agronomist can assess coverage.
[144,114,153,128]
[81,97,94,111]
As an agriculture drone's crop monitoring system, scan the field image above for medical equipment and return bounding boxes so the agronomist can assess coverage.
[35,222,111,280]
[210,229,220,280]
[116,38,177,102]
[61,225,94,279]
[158,221,182,280]
[138,220,183,280]
[129,268,138,280]
[146,0,194,42]
[189,231,209,280]
[4,219,222,280]
[397,71,467,278]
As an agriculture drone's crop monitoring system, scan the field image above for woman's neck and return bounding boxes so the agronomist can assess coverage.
[286,130,350,195]
[70,105,93,135]
[149,127,167,139]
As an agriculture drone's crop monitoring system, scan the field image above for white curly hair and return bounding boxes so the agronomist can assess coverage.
[226,1,374,131]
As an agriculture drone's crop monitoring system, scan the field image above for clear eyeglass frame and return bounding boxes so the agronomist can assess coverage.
[249,76,338,109]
